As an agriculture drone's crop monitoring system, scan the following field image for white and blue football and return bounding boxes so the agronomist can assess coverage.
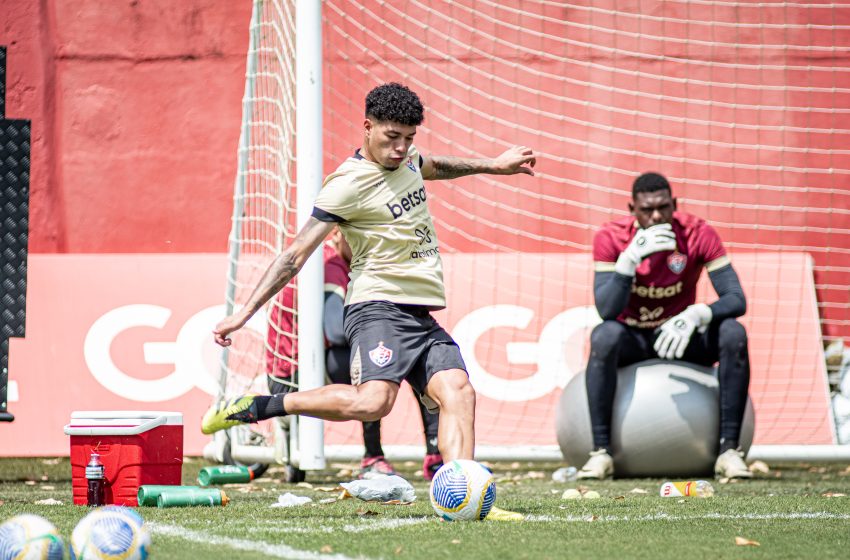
[429,459,497,521]
[71,506,150,560]
[0,514,64,560]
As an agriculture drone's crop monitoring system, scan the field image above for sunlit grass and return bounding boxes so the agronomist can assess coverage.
[1,458,849,559]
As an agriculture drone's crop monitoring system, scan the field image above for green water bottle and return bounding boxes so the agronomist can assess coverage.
[198,465,253,486]
[137,485,202,507]
[157,488,229,508]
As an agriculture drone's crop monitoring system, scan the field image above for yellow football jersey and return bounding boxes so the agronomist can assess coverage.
[312,145,446,309]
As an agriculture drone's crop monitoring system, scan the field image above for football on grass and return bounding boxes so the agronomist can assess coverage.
[71,506,151,560]
[0,514,64,560]
[429,459,497,521]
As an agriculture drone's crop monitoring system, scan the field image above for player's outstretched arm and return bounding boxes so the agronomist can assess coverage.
[420,146,536,180]
[213,217,336,347]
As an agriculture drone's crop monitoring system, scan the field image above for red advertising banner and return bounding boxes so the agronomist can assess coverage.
[4,252,833,457]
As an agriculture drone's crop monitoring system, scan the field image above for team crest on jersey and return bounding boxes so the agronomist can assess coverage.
[406,157,417,173]
[667,252,687,274]
[369,342,393,367]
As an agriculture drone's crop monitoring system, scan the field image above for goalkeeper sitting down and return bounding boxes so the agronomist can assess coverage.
[202,83,533,519]
[578,172,752,481]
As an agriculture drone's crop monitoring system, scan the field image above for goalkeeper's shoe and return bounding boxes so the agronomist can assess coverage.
[576,448,614,480]
[486,506,524,522]
[422,453,444,481]
[201,395,260,435]
[714,448,753,479]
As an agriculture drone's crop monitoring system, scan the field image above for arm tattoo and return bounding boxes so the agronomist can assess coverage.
[428,156,493,180]
[243,251,299,317]
[242,217,330,317]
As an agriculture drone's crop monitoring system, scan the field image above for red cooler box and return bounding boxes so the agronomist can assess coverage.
[65,411,183,506]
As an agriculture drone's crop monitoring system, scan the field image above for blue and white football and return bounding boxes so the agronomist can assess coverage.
[0,514,64,560]
[71,506,150,560]
[429,459,497,521]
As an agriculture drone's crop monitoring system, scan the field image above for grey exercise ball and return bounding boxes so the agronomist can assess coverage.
[556,359,755,478]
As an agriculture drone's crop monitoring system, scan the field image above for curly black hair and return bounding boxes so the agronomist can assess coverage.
[364,83,424,126]
[632,172,671,197]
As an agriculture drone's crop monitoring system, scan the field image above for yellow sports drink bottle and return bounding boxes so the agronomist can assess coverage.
[659,480,714,498]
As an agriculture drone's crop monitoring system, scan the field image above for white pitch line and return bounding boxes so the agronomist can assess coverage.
[241,516,430,535]
[147,523,361,560]
[525,511,850,523]
[342,517,430,532]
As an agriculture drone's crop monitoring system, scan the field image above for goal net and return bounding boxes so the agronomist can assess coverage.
[213,0,300,467]
[218,0,850,465]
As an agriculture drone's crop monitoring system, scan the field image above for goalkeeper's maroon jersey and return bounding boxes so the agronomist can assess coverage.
[266,243,351,379]
[593,211,730,329]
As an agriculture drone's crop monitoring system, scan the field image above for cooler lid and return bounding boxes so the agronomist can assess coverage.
[64,411,183,436]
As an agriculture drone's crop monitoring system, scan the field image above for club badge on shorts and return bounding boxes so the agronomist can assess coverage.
[369,341,393,367]
[667,252,687,274]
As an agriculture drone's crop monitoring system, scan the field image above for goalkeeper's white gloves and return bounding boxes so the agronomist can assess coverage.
[654,303,713,360]
[615,223,677,276]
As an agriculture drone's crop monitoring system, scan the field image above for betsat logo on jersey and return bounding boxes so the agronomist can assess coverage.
[386,186,427,219]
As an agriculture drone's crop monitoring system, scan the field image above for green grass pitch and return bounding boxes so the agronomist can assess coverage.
[1,457,849,559]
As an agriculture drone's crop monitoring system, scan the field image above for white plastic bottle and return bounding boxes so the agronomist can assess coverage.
[552,466,579,483]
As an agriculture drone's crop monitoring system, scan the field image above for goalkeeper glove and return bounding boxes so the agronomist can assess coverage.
[653,303,713,360]
[614,223,677,276]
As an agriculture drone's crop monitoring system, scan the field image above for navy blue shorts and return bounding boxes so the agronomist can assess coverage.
[343,301,467,412]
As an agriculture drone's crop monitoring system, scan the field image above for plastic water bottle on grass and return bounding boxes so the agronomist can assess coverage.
[660,480,714,498]
[552,466,578,483]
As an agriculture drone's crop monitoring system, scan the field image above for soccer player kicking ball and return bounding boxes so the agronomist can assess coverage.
[266,227,444,480]
[578,172,752,481]
[203,83,534,519]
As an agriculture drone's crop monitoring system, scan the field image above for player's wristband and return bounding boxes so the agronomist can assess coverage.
[614,252,638,276]
[686,303,713,328]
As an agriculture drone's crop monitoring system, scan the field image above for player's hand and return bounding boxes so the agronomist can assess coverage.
[653,304,712,360]
[213,313,249,347]
[492,146,536,176]
[615,223,677,275]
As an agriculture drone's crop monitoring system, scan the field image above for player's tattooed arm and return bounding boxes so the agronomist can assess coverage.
[423,156,486,180]
[213,217,335,346]
[421,146,536,180]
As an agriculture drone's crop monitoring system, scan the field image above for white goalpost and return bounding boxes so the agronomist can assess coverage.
[293,0,326,471]
[206,0,327,473]
[209,0,850,469]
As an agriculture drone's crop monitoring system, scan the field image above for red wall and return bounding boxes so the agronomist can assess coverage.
[2,1,848,335]
[2,0,251,253]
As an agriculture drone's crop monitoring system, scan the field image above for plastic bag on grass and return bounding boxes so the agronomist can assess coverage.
[270,492,313,508]
[340,475,416,503]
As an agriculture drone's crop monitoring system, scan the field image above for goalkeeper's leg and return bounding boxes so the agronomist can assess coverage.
[682,319,751,451]
[580,321,652,479]
[683,318,752,478]
[584,321,653,449]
